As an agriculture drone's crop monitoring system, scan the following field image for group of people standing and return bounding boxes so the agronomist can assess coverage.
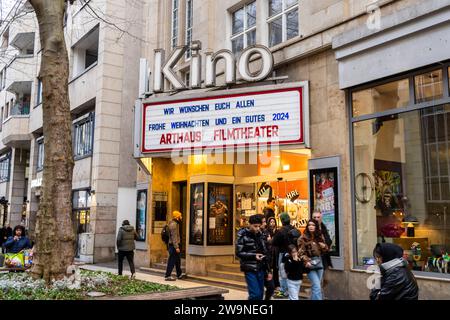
[236,199,332,300]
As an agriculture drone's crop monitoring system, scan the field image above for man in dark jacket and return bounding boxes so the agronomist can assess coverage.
[116,220,139,278]
[236,214,271,300]
[260,215,275,300]
[271,212,299,298]
[165,211,186,281]
[370,243,419,300]
[263,198,276,221]
[3,225,32,254]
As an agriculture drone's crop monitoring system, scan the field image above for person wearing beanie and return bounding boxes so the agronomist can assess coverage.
[165,211,186,281]
[116,220,139,279]
[271,212,300,298]
[236,214,271,300]
[370,243,419,300]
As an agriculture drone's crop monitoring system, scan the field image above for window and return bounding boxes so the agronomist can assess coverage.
[267,0,299,47]
[0,68,6,90]
[0,107,3,131]
[185,0,193,58]
[351,65,450,276]
[0,69,3,90]
[73,189,91,234]
[0,154,10,183]
[73,112,94,159]
[36,137,44,172]
[72,25,99,77]
[171,0,179,49]
[231,1,256,54]
[36,78,42,106]
[5,101,9,119]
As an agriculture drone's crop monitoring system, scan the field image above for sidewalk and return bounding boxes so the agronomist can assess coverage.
[81,263,248,300]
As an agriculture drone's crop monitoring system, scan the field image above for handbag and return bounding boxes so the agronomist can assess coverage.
[309,256,323,270]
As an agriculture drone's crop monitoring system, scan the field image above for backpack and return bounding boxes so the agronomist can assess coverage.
[287,226,301,246]
[161,224,170,244]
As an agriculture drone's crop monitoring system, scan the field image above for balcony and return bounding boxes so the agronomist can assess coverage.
[5,55,35,94]
[1,102,31,148]
[69,62,97,110]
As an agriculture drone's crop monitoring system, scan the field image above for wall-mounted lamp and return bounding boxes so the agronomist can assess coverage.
[90,190,96,195]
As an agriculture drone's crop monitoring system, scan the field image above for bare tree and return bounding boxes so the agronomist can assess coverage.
[27,0,75,282]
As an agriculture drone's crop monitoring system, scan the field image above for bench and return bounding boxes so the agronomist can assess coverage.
[96,286,229,300]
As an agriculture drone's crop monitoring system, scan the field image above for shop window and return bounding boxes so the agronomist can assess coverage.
[415,69,443,104]
[267,0,298,47]
[230,1,256,54]
[36,137,44,172]
[73,112,94,159]
[136,190,147,241]
[73,190,91,234]
[352,78,410,117]
[353,104,450,274]
[190,183,204,245]
[185,0,193,59]
[0,154,10,183]
[207,183,233,245]
[171,0,179,49]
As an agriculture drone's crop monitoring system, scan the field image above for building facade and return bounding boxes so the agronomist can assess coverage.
[135,0,450,299]
[0,0,148,264]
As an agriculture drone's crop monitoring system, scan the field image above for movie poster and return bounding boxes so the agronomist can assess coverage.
[207,183,233,245]
[190,183,204,245]
[136,190,147,241]
[310,168,339,256]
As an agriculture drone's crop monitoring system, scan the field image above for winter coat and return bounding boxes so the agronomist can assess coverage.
[116,225,138,252]
[320,222,333,269]
[168,220,180,249]
[3,236,32,254]
[272,224,297,253]
[282,253,306,281]
[261,229,274,272]
[297,233,329,263]
[235,228,270,273]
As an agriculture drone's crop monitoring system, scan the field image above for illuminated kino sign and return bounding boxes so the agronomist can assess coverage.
[142,87,304,153]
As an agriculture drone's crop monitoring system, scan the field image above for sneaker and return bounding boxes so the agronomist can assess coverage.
[165,276,176,281]
[273,291,286,299]
[177,273,187,280]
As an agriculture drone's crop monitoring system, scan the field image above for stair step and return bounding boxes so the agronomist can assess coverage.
[207,270,245,282]
[215,263,241,272]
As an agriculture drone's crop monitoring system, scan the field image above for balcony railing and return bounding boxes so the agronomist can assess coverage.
[10,102,30,116]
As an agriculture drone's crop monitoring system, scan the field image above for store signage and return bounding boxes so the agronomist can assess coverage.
[142,87,305,154]
[286,190,300,202]
[152,41,274,93]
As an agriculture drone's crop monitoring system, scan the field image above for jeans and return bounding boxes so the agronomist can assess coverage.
[287,279,302,300]
[307,268,324,300]
[165,245,182,278]
[245,270,265,300]
[278,253,288,295]
[118,251,135,275]
[264,277,275,300]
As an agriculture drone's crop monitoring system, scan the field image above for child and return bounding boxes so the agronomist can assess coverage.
[283,244,306,300]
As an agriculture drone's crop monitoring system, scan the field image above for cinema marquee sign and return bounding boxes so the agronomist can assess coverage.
[152,41,274,92]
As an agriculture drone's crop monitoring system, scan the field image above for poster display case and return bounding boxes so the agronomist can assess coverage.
[190,183,204,245]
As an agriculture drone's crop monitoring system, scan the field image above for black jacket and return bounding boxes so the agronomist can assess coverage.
[236,228,270,273]
[263,207,275,220]
[320,223,333,269]
[370,258,419,300]
[282,253,306,281]
[272,224,296,253]
[261,229,274,271]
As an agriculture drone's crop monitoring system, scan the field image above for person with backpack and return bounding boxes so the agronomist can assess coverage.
[116,220,139,279]
[164,211,186,281]
[298,219,329,300]
[271,212,300,298]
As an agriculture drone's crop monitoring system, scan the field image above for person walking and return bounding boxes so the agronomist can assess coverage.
[267,216,280,291]
[370,243,418,300]
[272,212,300,298]
[164,211,186,281]
[260,215,275,300]
[263,198,276,221]
[116,220,139,279]
[282,244,306,300]
[3,225,32,254]
[312,211,333,269]
[236,214,272,300]
[298,219,329,300]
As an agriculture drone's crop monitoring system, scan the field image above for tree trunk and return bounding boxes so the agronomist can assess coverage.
[29,0,75,283]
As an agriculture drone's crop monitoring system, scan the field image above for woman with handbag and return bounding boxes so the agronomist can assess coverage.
[298,219,329,300]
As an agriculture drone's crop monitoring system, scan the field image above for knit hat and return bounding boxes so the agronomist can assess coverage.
[172,211,182,220]
[279,212,290,226]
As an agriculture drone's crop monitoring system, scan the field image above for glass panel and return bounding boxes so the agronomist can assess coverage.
[269,0,282,17]
[286,8,298,40]
[190,183,204,245]
[352,79,410,117]
[235,184,256,230]
[269,17,282,47]
[207,183,233,245]
[353,106,450,275]
[415,69,443,103]
[285,0,298,9]
[232,7,244,35]
[136,190,147,241]
[232,35,244,54]
[246,1,256,28]
[247,29,256,47]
